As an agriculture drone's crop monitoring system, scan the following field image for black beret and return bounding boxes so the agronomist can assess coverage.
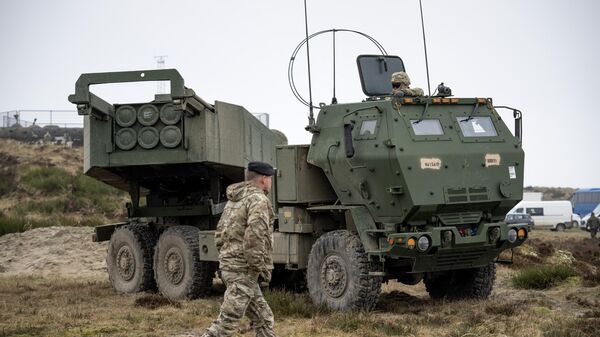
[248,161,275,176]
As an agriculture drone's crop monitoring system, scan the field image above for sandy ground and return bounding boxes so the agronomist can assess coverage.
[0,226,107,278]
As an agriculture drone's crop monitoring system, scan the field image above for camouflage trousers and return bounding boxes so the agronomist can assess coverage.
[202,271,276,337]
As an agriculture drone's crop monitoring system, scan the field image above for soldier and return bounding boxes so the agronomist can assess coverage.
[201,161,277,337]
[391,71,424,97]
[589,212,599,239]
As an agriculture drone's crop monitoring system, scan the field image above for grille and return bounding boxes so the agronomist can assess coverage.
[437,212,482,226]
[435,248,488,269]
[444,186,489,203]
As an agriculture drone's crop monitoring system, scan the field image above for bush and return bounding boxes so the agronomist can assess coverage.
[19,167,71,195]
[0,216,53,236]
[13,198,67,215]
[512,265,578,289]
[72,173,126,215]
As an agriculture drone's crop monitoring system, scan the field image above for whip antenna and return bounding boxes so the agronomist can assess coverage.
[303,0,315,130]
[419,0,431,96]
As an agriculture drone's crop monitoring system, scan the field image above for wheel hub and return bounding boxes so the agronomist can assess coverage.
[164,248,185,285]
[320,254,348,298]
[116,246,135,281]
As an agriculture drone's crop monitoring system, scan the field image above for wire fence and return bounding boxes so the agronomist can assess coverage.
[1,110,83,128]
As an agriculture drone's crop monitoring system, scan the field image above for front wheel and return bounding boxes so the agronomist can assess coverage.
[307,230,382,311]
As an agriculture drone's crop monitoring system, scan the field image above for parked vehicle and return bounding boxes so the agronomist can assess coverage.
[508,201,574,231]
[571,188,600,216]
[580,203,600,231]
[505,213,534,228]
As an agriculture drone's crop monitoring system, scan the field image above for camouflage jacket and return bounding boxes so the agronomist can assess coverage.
[391,86,425,97]
[589,215,600,229]
[215,181,275,276]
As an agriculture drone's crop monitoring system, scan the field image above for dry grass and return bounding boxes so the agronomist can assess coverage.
[0,139,128,235]
[1,268,599,337]
[1,229,600,337]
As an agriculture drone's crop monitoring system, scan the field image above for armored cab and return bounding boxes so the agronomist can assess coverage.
[268,55,527,310]
[69,69,282,298]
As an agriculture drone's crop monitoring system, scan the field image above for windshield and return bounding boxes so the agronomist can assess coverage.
[456,116,497,137]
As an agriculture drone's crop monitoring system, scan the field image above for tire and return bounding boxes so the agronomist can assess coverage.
[154,226,215,300]
[424,263,496,300]
[106,224,157,293]
[556,223,566,232]
[307,230,382,311]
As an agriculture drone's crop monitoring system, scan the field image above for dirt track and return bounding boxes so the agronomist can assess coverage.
[0,226,107,278]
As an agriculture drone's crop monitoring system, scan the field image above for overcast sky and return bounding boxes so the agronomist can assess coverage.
[0,0,598,188]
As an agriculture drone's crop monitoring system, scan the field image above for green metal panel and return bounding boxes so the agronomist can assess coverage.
[271,232,314,268]
[278,206,313,233]
[276,145,336,203]
[276,147,298,201]
[198,230,218,262]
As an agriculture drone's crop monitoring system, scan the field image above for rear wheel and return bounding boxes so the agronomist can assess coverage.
[556,223,566,232]
[424,263,496,300]
[307,230,382,311]
[154,226,215,300]
[106,224,157,293]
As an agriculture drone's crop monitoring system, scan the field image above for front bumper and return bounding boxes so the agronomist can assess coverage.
[382,222,528,273]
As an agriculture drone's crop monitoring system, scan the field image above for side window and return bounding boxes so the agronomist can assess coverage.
[456,116,498,137]
[356,119,379,140]
[410,119,444,135]
[526,208,544,216]
[515,208,523,213]
[359,120,377,136]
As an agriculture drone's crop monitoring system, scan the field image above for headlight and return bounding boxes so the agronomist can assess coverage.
[507,228,518,243]
[417,236,430,251]
[442,230,453,248]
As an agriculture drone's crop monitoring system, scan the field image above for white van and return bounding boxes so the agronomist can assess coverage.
[508,201,575,231]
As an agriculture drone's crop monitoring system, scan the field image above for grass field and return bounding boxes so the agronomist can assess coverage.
[1,229,599,337]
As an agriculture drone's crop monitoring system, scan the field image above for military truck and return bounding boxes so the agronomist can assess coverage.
[69,55,527,311]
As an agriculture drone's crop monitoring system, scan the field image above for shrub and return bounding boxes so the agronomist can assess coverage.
[19,167,71,195]
[13,198,67,215]
[512,265,578,289]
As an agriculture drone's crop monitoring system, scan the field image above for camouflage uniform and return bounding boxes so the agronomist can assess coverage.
[202,181,276,337]
[391,71,424,97]
[589,213,599,239]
